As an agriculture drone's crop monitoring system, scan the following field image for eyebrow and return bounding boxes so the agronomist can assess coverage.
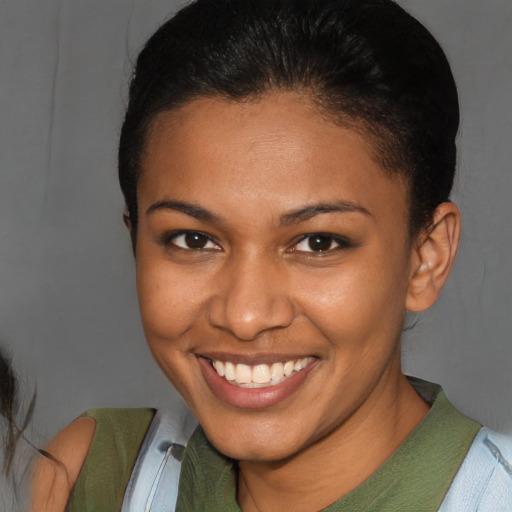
[146,199,371,225]
[146,200,219,222]
[279,201,371,226]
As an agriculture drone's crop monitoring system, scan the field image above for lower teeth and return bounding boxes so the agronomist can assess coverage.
[223,372,297,388]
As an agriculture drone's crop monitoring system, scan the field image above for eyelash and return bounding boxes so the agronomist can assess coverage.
[157,230,354,254]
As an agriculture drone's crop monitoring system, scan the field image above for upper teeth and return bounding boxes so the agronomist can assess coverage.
[212,357,314,387]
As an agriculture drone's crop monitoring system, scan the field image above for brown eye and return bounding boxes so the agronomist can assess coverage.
[293,233,353,254]
[168,231,220,250]
[307,235,334,252]
[184,232,209,249]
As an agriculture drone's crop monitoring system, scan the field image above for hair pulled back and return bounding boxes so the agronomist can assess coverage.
[119,0,459,239]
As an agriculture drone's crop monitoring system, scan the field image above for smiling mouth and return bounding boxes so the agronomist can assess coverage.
[209,357,316,388]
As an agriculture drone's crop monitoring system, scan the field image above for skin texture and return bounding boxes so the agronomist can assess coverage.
[31,92,460,512]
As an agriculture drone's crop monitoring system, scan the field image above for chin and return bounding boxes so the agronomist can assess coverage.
[212,436,301,463]
[200,415,313,463]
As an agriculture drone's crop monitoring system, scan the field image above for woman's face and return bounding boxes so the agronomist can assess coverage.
[135,93,415,461]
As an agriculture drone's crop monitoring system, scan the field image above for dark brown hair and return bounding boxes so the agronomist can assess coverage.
[119,0,458,240]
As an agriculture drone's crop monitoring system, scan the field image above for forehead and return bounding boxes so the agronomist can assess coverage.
[138,93,408,224]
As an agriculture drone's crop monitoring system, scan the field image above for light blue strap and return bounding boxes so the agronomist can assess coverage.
[121,408,197,512]
[439,428,512,511]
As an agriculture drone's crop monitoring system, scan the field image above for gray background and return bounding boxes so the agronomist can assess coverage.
[0,0,510,444]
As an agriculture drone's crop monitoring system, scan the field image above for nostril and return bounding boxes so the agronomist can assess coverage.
[207,293,294,340]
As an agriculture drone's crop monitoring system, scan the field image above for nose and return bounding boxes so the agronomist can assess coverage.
[207,253,295,341]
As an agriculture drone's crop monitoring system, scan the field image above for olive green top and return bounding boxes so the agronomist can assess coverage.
[65,379,480,512]
[175,379,480,512]
[66,407,155,512]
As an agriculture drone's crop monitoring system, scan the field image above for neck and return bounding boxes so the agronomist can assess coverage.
[237,370,429,512]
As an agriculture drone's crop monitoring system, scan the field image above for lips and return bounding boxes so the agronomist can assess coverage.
[198,355,318,409]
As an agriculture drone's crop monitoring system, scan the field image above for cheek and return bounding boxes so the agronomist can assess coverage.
[295,252,410,351]
[135,253,209,343]
[135,256,210,399]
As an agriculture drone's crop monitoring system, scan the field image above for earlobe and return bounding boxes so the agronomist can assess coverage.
[406,202,461,312]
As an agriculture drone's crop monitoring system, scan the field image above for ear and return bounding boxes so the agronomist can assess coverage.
[123,211,137,256]
[123,211,131,231]
[406,202,461,312]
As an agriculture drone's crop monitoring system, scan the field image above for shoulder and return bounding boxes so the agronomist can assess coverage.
[440,427,512,511]
[30,416,96,512]
[30,407,155,512]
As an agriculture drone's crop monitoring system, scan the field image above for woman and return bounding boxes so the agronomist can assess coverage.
[32,0,512,510]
